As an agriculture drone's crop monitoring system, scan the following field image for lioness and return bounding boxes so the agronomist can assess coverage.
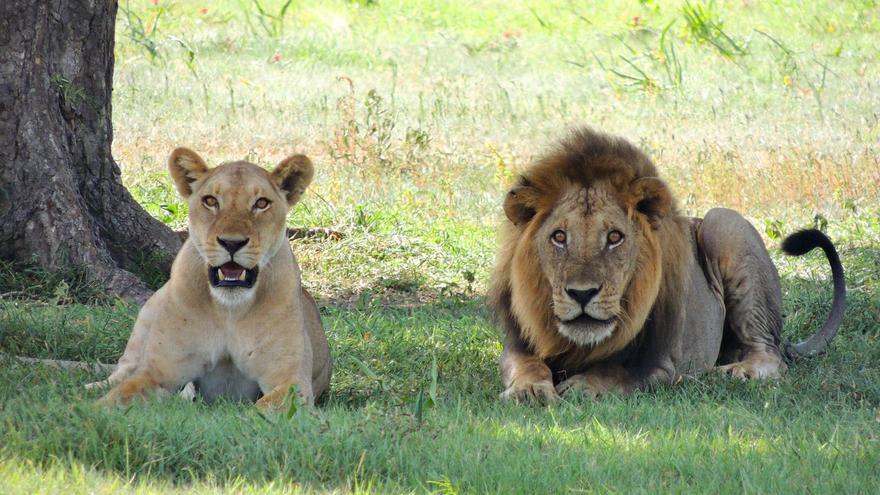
[491,128,845,402]
[97,148,331,409]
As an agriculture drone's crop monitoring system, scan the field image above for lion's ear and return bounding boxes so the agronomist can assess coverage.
[630,177,672,230]
[272,154,314,206]
[503,181,540,226]
[169,148,209,198]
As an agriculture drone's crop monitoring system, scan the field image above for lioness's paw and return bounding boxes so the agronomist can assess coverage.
[84,379,110,390]
[178,382,197,401]
[95,390,142,408]
[96,392,122,409]
[255,388,314,413]
[555,375,600,399]
[96,387,135,408]
[254,396,282,412]
[500,379,559,404]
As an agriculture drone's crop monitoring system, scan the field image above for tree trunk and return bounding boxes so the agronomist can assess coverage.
[0,0,181,303]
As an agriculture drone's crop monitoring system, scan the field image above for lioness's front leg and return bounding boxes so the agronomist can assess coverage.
[249,327,316,411]
[98,355,206,407]
[499,348,558,403]
[97,370,170,406]
[257,366,315,411]
[88,300,157,390]
[255,381,314,411]
[97,311,210,407]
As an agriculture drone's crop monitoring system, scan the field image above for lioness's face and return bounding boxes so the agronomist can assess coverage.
[169,148,313,303]
[535,183,642,346]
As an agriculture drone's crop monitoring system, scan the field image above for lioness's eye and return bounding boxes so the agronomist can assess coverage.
[607,230,624,246]
[202,195,217,208]
[551,230,567,246]
[254,198,271,210]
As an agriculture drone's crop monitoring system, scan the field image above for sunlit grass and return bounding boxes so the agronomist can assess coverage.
[1,0,879,492]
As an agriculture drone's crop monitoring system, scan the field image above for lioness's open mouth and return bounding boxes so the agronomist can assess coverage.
[209,262,259,288]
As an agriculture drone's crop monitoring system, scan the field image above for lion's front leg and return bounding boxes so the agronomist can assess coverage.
[499,348,558,403]
[555,364,636,398]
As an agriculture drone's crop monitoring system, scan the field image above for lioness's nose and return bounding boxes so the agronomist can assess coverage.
[217,237,249,255]
[566,286,600,306]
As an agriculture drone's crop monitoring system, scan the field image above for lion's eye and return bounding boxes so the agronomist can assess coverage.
[551,230,567,246]
[202,195,218,208]
[607,230,624,246]
[254,198,271,210]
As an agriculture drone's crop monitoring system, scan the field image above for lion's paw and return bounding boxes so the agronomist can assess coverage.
[500,379,559,404]
[717,352,786,380]
[555,374,601,399]
[716,362,784,380]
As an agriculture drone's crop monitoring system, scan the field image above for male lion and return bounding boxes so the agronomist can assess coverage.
[96,149,331,409]
[490,128,845,402]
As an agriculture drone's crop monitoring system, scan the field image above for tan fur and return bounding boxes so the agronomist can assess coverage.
[97,149,331,410]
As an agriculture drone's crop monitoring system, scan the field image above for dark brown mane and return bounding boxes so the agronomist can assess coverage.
[513,128,661,214]
[490,126,691,363]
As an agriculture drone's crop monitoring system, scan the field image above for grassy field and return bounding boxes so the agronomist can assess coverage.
[2,0,880,492]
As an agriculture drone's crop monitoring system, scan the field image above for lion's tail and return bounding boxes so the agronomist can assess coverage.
[780,229,846,359]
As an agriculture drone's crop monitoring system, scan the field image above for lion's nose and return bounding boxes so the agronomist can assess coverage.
[566,286,600,306]
[217,237,249,255]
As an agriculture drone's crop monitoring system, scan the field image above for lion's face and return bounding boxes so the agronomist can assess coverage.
[491,128,681,362]
[534,183,643,346]
[501,161,671,356]
[168,148,313,305]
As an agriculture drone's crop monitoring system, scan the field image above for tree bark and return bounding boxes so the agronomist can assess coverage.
[0,0,181,302]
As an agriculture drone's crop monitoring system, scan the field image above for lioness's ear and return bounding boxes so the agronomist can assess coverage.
[169,148,209,198]
[630,177,672,230]
[272,154,314,206]
[503,180,540,226]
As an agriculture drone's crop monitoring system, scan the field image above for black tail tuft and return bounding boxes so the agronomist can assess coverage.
[780,229,846,359]
[781,229,835,257]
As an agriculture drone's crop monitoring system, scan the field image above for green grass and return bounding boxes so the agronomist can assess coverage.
[1,261,879,493]
[2,0,880,492]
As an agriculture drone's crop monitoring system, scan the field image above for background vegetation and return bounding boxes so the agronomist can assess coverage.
[2,0,878,492]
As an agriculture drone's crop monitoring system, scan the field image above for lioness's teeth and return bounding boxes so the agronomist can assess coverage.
[238,270,246,281]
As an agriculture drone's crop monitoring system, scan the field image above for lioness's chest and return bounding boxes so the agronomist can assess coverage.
[188,318,267,402]
[193,356,262,403]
